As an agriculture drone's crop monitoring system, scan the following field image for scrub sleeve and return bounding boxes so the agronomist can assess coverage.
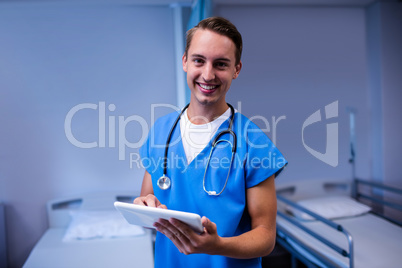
[140,111,287,268]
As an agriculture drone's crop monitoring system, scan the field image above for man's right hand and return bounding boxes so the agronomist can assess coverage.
[133,194,167,209]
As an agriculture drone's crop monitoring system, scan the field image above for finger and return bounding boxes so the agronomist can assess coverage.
[158,204,168,209]
[143,194,158,207]
[133,197,146,206]
[168,218,202,254]
[145,194,165,208]
[169,218,196,239]
[133,195,166,208]
[161,219,190,244]
[201,216,216,234]
[155,219,180,239]
[133,195,154,207]
[164,219,194,250]
[154,219,186,253]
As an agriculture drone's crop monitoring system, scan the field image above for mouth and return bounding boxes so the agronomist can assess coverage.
[197,83,219,94]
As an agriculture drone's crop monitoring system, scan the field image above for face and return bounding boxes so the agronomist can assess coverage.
[182,29,242,110]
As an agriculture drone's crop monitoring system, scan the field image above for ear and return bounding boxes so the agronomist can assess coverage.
[232,60,242,79]
[182,53,188,72]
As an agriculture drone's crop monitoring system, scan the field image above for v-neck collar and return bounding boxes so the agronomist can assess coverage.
[177,114,233,169]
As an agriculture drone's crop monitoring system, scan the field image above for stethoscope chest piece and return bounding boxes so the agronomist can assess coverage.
[157,175,171,190]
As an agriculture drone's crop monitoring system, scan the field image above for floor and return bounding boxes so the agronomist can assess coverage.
[261,242,307,268]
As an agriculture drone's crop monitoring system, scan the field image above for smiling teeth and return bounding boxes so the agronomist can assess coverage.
[200,84,217,90]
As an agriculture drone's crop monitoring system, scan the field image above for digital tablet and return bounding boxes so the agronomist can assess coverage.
[114,201,203,233]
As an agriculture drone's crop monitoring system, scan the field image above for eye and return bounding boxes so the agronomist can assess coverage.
[193,58,204,65]
[215,62,228,69]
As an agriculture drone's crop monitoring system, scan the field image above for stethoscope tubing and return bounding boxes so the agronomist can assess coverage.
[162,103,190,175]
[159,103,236,194]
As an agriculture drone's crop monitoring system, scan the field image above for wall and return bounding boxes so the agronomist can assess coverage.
[0,3,177,267]
[216,5,371,183]
[366,2,402,220]
[379,3,402,189]
[0,204,6,267]
[1,1,401,267]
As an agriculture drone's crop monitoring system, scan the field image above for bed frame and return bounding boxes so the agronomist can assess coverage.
[46,191,136,228]
[352,179,402,226]
[23,191,154,268]
[275,178,402,268]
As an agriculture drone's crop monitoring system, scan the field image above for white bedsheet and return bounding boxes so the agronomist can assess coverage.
[23,228,154,268]
[277,213,402,268]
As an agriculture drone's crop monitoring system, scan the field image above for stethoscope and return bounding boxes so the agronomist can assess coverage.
[157,103,237,196]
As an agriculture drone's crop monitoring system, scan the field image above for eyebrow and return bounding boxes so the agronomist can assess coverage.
[190,54,231,62]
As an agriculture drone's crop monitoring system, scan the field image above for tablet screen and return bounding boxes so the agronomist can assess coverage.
[114,202,203,233]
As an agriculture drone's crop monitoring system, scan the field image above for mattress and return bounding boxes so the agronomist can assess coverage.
[23,228,154,268]
[277,213,402,268]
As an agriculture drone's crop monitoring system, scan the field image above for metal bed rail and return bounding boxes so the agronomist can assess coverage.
[277,195,354,268]
[353,178,402,226]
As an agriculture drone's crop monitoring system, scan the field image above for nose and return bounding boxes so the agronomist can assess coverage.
[202,63,215,81]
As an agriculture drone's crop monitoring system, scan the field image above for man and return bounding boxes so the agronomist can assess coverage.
[135,17,287,268]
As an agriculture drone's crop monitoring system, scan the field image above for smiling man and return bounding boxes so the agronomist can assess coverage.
[135,17,287,268]
[183,26,241,121]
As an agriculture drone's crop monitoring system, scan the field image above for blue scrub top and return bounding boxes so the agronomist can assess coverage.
[140,111,287,268]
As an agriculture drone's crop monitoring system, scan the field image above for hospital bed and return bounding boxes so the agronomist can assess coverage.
[23,191,154,268]
[275,178,402,268]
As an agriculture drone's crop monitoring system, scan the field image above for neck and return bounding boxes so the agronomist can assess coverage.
[186,101,229,125]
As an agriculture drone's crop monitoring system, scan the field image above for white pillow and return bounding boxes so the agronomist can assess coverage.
[63,210,145,242]
[286,196,371,221]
